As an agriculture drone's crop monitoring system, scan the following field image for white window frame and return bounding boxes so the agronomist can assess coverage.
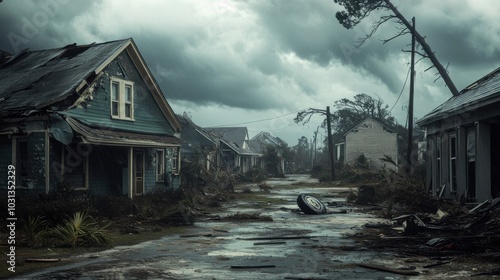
[156,149,165,182]
[110,77,134,121]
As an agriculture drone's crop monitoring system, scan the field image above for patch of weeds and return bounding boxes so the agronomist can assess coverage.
[21,216,49,247]
[49,212,111,247]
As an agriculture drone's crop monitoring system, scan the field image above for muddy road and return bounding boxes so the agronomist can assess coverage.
[14,175,476,279]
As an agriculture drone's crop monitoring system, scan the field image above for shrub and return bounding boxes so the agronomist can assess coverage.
[49,212,111,247]
[21,216,49,247]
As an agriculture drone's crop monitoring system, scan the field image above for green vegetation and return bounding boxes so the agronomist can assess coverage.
[49,212,111,247]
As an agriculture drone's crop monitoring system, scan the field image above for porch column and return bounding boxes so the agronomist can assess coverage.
[476,121,491,202]
[128,147,134,199]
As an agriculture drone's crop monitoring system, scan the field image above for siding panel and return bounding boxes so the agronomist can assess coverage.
[65,52,175,136]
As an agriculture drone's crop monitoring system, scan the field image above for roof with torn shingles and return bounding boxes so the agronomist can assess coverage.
[0,39,129,114]
[418,66,500,125]
[249,131,287,153]
[67,117,180,147]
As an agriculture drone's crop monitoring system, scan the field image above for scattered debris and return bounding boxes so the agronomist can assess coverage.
[258,182,273,192]
[471,266,500,277]
[221,212,273,222]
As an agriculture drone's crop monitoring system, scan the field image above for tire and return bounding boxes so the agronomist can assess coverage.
[297,193,327,214]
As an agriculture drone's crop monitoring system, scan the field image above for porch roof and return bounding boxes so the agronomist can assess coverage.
[66,117,180,148]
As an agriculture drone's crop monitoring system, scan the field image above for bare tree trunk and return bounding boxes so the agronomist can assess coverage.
[383,0,460,96]
[326,106,335,181]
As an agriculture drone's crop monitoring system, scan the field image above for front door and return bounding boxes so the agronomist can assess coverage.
[134,150,144,195]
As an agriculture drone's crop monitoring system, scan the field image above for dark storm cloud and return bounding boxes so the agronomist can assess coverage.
[251,0,406,93]
[0,0,103,52]
[1,0,499,115]
[132,34,283,110]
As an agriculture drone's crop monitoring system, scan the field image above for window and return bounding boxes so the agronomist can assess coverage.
[172,148,178,173]
[449,135,457,192]
[156,149,164,182]
[111,82,119,117]
[110,77,134,120]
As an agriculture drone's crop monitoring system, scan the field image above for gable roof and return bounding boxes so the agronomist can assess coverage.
[344,116,396,136]
[205,127,260,156]
[0,38,181,132]
[177,114,216,151]
[249,131,288,153]
[418,66,500,126]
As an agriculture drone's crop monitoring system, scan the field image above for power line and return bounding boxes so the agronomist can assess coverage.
[389,66,411,113]
[210,109,306,127]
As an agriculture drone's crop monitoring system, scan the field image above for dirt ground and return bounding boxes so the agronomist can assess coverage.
[9,174,500,279]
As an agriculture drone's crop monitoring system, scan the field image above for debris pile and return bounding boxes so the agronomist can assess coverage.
[362,197,500,260]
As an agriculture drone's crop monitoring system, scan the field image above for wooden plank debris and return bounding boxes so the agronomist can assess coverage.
[26,258,62,263]
[357,263,419,276]
[231,265,276,269]
[253,241,286,245]
[238,236,310,241]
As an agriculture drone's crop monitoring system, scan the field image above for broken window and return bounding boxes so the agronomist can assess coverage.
[467,129,476,200]
[436,136,441,194]
[110,77,134,120]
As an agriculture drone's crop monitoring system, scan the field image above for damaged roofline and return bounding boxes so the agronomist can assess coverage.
[417,94,500,126]
[94,38,182,133]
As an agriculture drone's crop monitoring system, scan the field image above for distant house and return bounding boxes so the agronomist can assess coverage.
[249,131,287,174]
[205,127,260,173]
[177,113,217,171]
[340,117,398,170]
[417,67,500,203]
[0,38,182,198]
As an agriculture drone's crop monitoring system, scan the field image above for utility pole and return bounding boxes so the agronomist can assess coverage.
[326,106,335,181]
[406,17,416,175]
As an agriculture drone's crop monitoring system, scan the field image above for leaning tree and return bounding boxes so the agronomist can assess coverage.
[334,0,459,96]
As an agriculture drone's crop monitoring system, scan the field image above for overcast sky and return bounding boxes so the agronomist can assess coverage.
[1,0,499,146]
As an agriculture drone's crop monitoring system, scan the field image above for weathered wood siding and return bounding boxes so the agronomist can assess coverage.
[0,135,12,189]
[65,51,175,136]
[345,118,398,170]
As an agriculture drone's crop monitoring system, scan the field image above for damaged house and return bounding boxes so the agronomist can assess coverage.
[0,38,182,198]
[337,117,399,171]
[177,113,217,172]
[204,127,260,173]
[418,67,500,203]
[249,131,287,174]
